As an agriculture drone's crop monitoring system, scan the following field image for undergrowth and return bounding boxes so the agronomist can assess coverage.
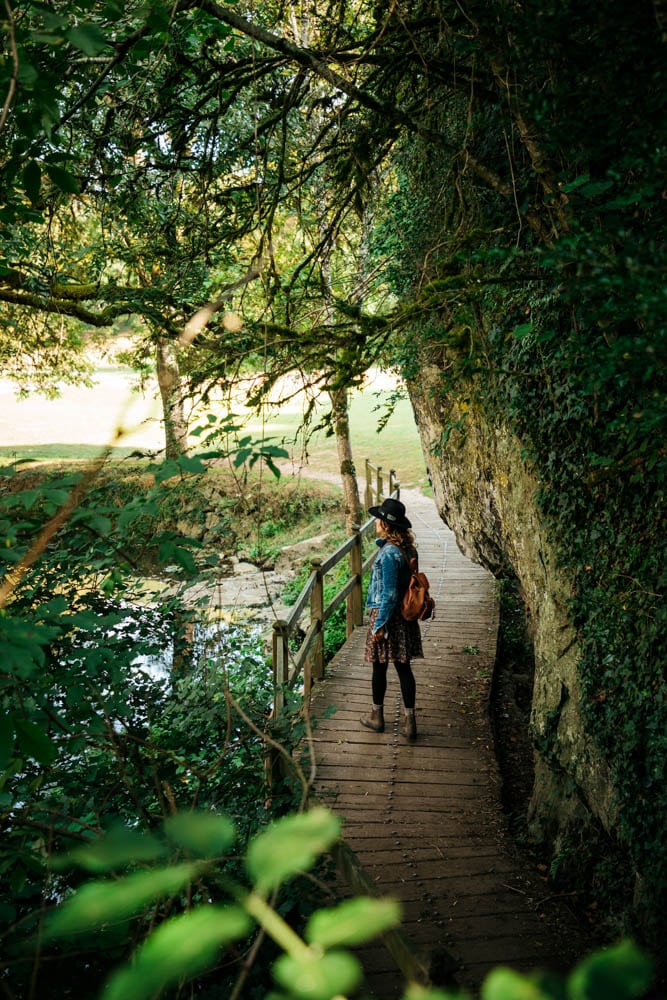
[0,453,348,996]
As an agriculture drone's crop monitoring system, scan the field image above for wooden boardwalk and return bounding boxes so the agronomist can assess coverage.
[307,491,580,996]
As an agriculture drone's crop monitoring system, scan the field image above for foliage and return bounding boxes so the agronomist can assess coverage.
[34,805,656,1000]
[0,600,289,994]
[0,449,345,996]
[0,0,390,413]
[0,452,341,568]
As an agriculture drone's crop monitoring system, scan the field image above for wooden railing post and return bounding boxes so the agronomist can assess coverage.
[272,619,289,717]
[346,527,363,637]
[309,559,325,683]
[364,458,373,511]
[376,465,384,502]
[389,468,399,498]
[268,619,290,790]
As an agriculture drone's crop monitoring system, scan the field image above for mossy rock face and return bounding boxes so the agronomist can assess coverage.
[408,365,615,863]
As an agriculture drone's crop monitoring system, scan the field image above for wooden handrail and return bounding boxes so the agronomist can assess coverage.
[271,463,400,716]
[364,459,398,512]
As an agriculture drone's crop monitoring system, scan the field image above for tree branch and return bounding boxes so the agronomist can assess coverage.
[196,0,511,196]
[0,275,182,333]
[0,0,18,133]
[0,288,125,325]
[180,260,265,344]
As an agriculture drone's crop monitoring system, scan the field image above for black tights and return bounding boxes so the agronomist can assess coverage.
[372,660,416,710]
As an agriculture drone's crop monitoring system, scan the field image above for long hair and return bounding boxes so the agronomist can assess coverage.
[378,520,416,554]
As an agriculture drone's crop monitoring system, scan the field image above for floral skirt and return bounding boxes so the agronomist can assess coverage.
[363,608,424,665]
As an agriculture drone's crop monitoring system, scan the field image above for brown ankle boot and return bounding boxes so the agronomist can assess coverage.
[400,710,417,741]
[360,706,385,733]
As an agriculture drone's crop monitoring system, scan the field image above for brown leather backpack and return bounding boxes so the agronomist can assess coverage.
[401,554,435,621]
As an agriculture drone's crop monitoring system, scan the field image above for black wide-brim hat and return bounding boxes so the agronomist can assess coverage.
[368,497,411,529]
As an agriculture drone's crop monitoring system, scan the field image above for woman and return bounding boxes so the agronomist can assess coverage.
[360,497,424,740]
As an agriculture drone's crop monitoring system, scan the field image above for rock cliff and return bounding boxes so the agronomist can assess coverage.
[408,364,616,859]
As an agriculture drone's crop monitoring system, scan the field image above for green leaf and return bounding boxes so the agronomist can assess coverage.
[560,173,590,193]
[175,454,207,476]
[0,757,25,792]
[153,459,181,483]
[104,905,252,1000]
[58,827,168,873]
[16,59,38,87]
[170,545,197,574]
[305,897,401,949]
[567,940,653,1000]
[265,458,282,478]
[577,180,614,199]
[512,323,534,340]
[44,863,199,937]
[22,160,41,204]
[44,164,80,194]
[164,812,235,859]
[145,5,172,31]
[14,718,57,765]
[87,513,112,535]
[246,807,341,895]
[481,967,548,1000]
[66,23,109,56]
[39,595,68,615]
[102,2,125,21]
[29,31,65,45]
[0,714,14,770]
[272,949,362,1000]
[40,10,67,30]
[264,444,289,458]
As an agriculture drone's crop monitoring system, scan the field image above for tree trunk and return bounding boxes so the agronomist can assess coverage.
[328,385,363,533]
[156,337,188,459]
[319,221,363,534]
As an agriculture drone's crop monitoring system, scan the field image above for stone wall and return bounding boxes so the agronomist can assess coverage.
[408,364,616,852]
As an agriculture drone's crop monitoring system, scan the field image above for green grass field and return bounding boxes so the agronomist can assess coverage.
[241,389,427,490]
[0,369,428,490]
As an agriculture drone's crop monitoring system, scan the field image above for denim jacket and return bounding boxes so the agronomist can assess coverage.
[365,540,412,633]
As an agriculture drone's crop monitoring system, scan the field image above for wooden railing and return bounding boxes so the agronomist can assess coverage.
[363,458,399,515]
[271,460,399,715]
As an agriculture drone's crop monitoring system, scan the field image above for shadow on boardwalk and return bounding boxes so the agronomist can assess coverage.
[307,491,582,997]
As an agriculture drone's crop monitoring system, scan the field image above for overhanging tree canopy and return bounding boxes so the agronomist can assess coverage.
[1,0,666,954]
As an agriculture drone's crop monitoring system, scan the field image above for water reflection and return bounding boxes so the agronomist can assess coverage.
[123,603,266,683]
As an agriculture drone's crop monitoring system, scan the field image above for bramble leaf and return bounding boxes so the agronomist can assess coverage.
[44,863,199,937]
[164,812,235,858]
[104,906,252,1000]
[58,827,168,873]
[567,940,653,1000]
[272,949,362,1000]
[246,807,341,894]
[305,897,401,949]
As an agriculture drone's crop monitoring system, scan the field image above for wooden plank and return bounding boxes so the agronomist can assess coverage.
[338,845,508,864]
[310,739,486,760]
[313,765,490,786]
